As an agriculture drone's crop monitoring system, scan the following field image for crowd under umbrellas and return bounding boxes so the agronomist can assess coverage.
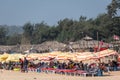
[0,48,119,76]
[0,55,119,76]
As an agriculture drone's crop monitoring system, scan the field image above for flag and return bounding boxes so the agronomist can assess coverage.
[99,40,104,46]
[113,35,119,40]
[97,40,104,51]
[99,40,104,48]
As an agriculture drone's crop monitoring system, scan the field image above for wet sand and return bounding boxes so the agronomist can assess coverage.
[0,70,120,80]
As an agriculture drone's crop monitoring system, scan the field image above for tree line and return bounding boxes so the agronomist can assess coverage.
[0,0,120,45]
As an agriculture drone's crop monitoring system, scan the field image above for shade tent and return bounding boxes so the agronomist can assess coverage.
[0,49,118,63]
[0,53,9,62]
[26,53,41,60]
[93,49,117,58]
[6,54,24,62]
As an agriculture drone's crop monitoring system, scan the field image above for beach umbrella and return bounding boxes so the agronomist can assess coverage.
[38,53,50,61]
[0,53,10,62]
[32,60,40,64]
[5,54,24,62]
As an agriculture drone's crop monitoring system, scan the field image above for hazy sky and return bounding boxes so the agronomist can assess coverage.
[0,0,112,26]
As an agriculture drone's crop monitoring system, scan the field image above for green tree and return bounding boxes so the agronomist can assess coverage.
[6,33,21,45]
[22,22,34,44]
[32,22,50,44]
[0,27,8,45]
[107,0,120,18]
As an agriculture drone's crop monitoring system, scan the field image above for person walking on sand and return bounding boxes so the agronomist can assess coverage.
[23,57,29,73]
[19,58,23,72]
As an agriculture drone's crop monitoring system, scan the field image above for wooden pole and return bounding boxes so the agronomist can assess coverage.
[97,32,99,51]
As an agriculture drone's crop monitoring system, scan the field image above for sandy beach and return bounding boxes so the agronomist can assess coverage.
[0,70,120,80]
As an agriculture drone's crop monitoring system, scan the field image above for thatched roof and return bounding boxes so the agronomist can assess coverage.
[33,41,66,52]
[0,40,112,53]
[69,40,111,49]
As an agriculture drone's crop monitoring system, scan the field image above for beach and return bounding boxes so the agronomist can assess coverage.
[0,70,120,80]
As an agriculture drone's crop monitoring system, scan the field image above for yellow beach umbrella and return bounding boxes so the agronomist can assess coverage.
[0,53,10,62]
[6,54,24,62]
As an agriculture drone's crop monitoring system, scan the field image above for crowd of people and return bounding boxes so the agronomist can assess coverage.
[0,57,28,73]
[33,59,119,74]
[0,57,119,76]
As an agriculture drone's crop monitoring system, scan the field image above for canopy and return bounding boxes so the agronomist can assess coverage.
[0,53,10,62]
[0,49,117,63]
[6,54,24,62]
